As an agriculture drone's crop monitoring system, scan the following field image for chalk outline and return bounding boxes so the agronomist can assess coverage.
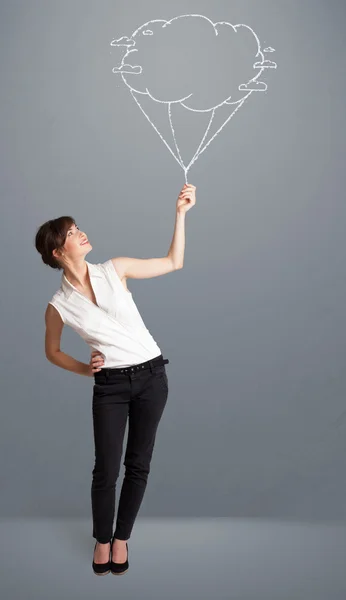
[111,14,277,181]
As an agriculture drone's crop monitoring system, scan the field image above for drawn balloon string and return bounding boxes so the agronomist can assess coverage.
[110,14,277,183]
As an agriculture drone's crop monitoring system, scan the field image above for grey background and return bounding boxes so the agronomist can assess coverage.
[1,0,346,526]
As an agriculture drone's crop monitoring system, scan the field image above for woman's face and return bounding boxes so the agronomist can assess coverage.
[64,223,91,256]
[54,223,92,264]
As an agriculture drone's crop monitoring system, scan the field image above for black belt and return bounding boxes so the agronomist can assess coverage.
[95,353,169,378]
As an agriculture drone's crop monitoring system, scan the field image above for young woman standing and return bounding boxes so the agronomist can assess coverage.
[35,183,196,575]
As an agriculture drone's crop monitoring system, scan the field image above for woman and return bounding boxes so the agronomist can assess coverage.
[35,183,196,575]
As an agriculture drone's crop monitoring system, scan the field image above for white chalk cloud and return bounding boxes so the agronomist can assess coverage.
[253,59,277,69]
[112,15,269,111]
[110,36,135,47]
[239,81,267,91]
[112,64,142,75]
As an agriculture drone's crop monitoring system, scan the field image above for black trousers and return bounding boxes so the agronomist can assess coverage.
[91,353,169,543]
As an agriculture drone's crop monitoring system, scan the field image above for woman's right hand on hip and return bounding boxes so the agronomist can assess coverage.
[86,350,105,376]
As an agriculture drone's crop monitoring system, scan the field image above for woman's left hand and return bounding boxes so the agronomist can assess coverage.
[176,184,196,215]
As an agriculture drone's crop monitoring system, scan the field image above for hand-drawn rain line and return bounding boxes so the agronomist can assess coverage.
[110,14,277,183]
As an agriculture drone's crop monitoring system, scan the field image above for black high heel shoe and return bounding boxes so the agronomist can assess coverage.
[92,540,111,575]
[110,535,129,575]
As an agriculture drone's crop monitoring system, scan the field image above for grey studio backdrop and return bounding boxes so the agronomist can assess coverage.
[1,0,346,524]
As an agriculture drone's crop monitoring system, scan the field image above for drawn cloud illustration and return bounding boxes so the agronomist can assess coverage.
[112,64,142,75]
[253,59,277,69]
[110,14,277,181]
[111,36,135,47]
[239,81,267,91]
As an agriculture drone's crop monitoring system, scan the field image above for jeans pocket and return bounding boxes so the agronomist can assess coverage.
[152,365,168,391]
[92,382,117,399]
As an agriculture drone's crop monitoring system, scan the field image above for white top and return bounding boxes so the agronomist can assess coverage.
[48,259,162,368]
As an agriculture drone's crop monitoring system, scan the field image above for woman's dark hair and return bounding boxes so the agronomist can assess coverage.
[35,216,76,270]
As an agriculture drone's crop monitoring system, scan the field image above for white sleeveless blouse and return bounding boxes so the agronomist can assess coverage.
[48,259,162,368]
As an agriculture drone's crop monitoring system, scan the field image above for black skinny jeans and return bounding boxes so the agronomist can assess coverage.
[91,353,169,543]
